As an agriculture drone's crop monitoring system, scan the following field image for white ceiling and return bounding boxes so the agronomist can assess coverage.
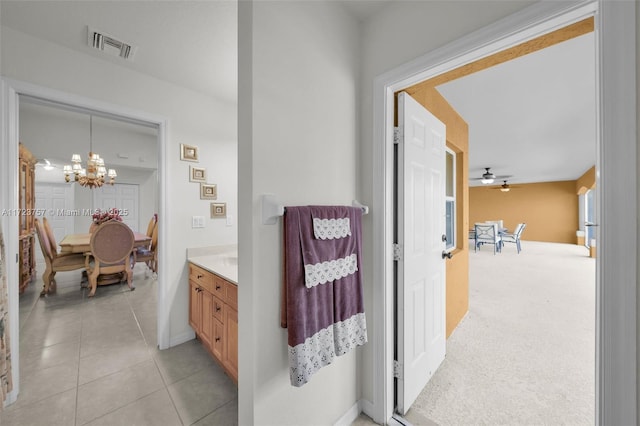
[340,0,396,21]
[437,31,596,186]
[0,0,238,105]
[2,1,596,186]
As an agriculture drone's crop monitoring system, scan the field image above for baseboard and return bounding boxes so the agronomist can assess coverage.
[3,388,18,408]
[169,330,195,348]
[360,399,375,420]
[334,400,362,426]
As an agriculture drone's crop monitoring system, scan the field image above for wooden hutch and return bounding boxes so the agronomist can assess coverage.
[19,143,36,293]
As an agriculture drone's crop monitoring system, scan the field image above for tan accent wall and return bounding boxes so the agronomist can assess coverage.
[576,165,596,195]
[405,87,469,338]
[470,180,579,244]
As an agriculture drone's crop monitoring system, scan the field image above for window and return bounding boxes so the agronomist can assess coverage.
[445,149,455,250]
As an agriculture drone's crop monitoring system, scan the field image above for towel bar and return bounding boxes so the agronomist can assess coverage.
[261,194,369,225]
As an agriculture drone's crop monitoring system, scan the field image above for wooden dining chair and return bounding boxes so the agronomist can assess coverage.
[34,218,86,295]
[134,221,158,275]
[145,214,158,238]
[42,217,59,258]
[84,220,135,297]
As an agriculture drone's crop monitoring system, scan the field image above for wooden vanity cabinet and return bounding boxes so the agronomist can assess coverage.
[189,263,238,383]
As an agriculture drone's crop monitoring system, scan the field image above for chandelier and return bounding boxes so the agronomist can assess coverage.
[63,115,117,188]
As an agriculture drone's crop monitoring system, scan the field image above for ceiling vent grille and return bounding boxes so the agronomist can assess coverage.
[87,26,136,61]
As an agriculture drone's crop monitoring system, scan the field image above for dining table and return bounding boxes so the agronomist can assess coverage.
[59,231,152,290]
[59,232,152,254]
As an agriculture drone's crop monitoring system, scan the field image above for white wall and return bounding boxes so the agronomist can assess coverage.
[21,104,159,233]
[358,0,537,408]
[238,1,361,424]
[19,103,159,171]
[1,23,237,347]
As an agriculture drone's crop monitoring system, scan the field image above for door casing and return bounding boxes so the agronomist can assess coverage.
[370,0,636,424]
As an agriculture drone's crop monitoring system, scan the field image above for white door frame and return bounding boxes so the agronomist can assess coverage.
[0,78,170,406]
[371,0,636,424]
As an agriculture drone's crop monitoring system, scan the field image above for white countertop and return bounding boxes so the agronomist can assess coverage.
[187,245,238,284]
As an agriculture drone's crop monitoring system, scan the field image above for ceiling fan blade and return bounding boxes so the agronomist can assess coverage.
[470,168,512,181]
[470,175,512,181]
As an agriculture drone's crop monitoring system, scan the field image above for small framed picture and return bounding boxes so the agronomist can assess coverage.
[180,143,198,162]
[200,183,217,200]
[190,165,206,182]
[211,202,227,218]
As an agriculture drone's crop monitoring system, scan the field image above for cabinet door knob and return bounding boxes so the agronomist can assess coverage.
[215,285,221,290]
[215,337,221,342]
[197,274,203,279]
[216,306,221,312]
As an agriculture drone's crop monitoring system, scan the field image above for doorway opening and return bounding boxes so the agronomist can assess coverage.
[0,79,169,406]
[392,17,596,421]
[371,1,637,424]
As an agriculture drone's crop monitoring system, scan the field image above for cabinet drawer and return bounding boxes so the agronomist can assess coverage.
[189,264,213,292]
[212,275,238,309]
[212,295,225,323]
[212,275,227,300]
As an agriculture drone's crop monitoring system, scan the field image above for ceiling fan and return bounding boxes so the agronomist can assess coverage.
[471,167,512,184]
[35,158,56,171]
[492,180,522,192]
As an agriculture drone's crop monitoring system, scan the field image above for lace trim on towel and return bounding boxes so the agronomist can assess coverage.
[304,254,357,288]
[289,312,368,387]
[312,217,351,240]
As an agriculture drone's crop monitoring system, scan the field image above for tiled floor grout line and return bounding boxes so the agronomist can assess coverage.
[190,394,237,426]
[73,289,87,426]
[123,278,188,425]
[75,286,156,426]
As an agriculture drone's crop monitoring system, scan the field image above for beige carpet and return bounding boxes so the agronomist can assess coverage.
[405,241,595,425]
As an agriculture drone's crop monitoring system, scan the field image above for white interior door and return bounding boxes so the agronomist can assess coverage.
[93,183,139,231]
[34,183,74,262]
[396,91,447,415]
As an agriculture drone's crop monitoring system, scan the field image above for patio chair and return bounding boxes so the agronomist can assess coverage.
[474,223,502,255]
[501,223,527,253]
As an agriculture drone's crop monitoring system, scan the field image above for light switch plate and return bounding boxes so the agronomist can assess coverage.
[192,216,205,228]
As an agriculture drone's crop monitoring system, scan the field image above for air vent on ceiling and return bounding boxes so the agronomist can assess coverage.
[87,26,136,61]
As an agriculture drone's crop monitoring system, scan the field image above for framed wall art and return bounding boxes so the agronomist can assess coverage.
[180,143,198,162]
[211,202,227,218]
[190,165,206,182]
[200,183,217,200]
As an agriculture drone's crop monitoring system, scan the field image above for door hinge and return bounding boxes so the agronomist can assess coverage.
[393,360,403,379]
[394,126,403,145]
[393,243,403,261]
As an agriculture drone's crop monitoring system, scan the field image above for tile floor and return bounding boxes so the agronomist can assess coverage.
[1,263,238,426]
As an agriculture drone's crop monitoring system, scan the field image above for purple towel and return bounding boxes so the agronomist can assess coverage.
[282,206,367,387]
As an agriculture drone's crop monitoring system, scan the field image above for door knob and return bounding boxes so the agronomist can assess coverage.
[442,251,452,260]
